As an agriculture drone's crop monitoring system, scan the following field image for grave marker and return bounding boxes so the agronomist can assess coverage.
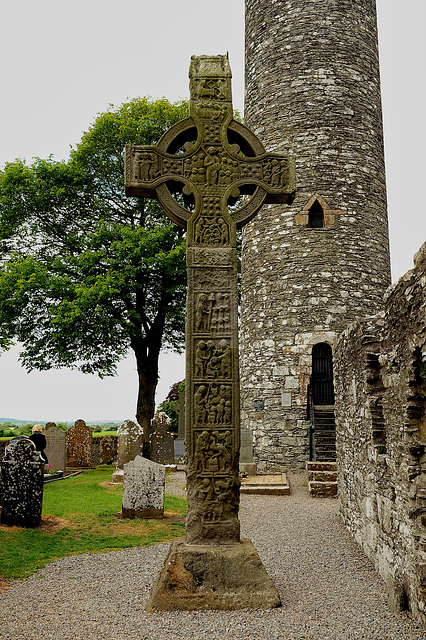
[0,436,44,527]
[100,435,116,465]
[122,455,165,519]
[66,419,93,467]
[150,411,175,465]
[125,54,295,610]
[112,419,144,483]
[44,422,66,472]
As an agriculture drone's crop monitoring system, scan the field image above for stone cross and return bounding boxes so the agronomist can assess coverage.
[125,54,295,546]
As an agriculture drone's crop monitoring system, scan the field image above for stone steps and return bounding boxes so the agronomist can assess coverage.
[313,406,337,461]
[306,461,338,497]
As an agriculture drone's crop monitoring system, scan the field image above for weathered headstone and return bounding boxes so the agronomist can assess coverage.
[122,455,165,519]
[44,422,66,472]
[0,436,44,527]
[239,427,257,476]
[66,419,93,468]
[100,435,116,465]
[150,411,175,465]
[174,391,186,462]
[150,426,174,465]
[112,419,144,483]
[125,54,295,610]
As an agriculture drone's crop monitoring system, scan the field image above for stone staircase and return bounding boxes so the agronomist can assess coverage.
[312,406,336,461]
[306,461,338,497]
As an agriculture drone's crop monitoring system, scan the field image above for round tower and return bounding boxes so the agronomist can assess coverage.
[240,0,391,470]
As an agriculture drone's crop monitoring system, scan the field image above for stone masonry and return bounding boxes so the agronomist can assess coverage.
[335,243,426,623]
[240,0,391,470]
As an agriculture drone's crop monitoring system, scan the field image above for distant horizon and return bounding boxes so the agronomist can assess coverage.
[0,417,123,426]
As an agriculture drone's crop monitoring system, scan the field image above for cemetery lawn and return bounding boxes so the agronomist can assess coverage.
[0,467,187,582]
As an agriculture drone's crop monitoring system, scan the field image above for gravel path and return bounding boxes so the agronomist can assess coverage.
[1,471,425,640]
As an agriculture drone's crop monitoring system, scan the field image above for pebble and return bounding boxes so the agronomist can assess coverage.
[1,471,425,639]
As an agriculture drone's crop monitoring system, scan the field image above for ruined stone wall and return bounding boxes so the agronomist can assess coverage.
[335,243,426,621]
[241,0,391,469]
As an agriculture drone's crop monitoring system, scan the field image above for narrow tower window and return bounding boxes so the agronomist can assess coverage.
[308,200,324,228]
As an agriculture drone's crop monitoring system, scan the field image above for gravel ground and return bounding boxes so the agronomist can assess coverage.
[1,471,425,640]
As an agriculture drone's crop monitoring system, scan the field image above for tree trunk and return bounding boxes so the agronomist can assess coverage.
[134,349,160,442]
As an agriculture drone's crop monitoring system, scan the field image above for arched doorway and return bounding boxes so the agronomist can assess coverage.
[311,343,335,405]
[309,343,336,461]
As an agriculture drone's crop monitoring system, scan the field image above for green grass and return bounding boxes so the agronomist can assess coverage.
[0,467,186,581]
[92,431,117,437]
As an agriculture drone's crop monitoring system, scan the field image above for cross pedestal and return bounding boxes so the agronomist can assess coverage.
[125,54,295,610]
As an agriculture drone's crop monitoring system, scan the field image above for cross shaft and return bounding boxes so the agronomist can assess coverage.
[125,54,295,544]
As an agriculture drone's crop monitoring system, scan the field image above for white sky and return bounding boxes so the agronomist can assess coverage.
[0,0,424,422]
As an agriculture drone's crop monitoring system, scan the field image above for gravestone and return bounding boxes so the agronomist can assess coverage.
[174,391,186,462]
[112,419,144,483]
[125,54,295,611]
[0,436,44,527]
[150,426,174,465]
[44,422,66,472]
[100,435,116,465]
[122,455,165,519]
[150,411,175,465]
[66,419,93,468]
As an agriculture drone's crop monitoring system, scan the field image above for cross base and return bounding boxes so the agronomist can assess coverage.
[145,538,281,611]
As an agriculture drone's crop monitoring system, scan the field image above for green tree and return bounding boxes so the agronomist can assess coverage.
[157,379,185,434]
[0,97,188,439]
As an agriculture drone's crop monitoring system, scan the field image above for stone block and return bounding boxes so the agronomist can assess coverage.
[122,455,165,519]
[308,480,338,498]
[240,473,290,495]
[307,470,337,483]
[112,468,124,483]
[146,538,281,611]
[385,575,408,613]
[306,461,337,472]
[239,462,257,475]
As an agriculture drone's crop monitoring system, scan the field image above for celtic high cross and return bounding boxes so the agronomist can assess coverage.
[125,55,295,545]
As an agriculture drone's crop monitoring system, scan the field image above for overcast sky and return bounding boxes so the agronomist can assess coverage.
[0,0,424,423]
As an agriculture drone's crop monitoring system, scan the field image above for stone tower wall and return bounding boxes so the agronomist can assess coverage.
[241,0,391,469]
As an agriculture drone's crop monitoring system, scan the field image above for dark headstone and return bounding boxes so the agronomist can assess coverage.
[66,419,93,467]
[0,436,44,527]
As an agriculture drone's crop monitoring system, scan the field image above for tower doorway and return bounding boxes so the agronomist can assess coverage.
[311,343,335,405]
[309,343,336,461]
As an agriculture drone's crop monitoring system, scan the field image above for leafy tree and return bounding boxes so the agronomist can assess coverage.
[157,379,185,434]
[0,97,188,440]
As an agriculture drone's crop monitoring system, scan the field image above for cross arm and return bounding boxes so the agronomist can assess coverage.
[125,144,188,199]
